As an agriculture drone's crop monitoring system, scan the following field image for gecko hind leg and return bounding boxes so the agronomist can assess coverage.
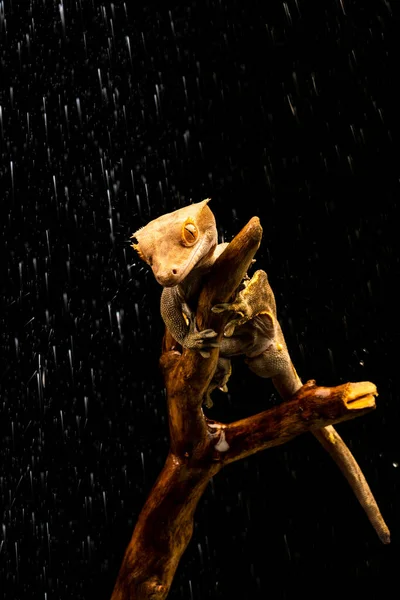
[203,358,232,408]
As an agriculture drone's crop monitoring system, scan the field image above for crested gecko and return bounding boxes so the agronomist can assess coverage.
[131,198,390,544]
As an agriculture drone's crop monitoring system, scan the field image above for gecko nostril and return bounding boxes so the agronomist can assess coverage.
[172,268,178,275]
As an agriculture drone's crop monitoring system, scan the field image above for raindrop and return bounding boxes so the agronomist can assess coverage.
[53,175,58,203]
[125,36,132,65]
[144,183,150,212]
[59,2,66,36]
[169,10,175,37]
[183,130,190,148]
[328,348,336,375]
[103,491,108,522]
[45,230,51,255]
[141,32,147,53]
[182,76,188,102]
[15,541,19,580]
[116,310,122,336]
[283,533,291,560]
[136,194,142,216]
[46,522,51,557]
[87,535,92,561]
[98,68,103,95]
[64,104,69,136]
[197,543,204,565]
[68,349,73,379]
[10,160,14,196]
[37,372,42,407]
[107,302,113,329]
[76,98,82,124]
[141,452,145,479]
[283,2,292,24]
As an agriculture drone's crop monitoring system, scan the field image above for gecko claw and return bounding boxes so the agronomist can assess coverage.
[211,303,235,314]
[200,329,219,339]
[224,321,240,337]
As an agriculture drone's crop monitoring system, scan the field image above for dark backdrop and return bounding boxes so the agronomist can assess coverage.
[1,1,398,599]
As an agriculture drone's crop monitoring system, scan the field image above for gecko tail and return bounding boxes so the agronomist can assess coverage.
[313,425,390,544]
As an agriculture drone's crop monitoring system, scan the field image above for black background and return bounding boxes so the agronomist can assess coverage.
[1,1,399,599]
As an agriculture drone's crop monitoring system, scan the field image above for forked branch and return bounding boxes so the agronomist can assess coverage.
[111,218,388,600]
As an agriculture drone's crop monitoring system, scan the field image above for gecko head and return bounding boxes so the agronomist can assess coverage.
[130,198,218,286]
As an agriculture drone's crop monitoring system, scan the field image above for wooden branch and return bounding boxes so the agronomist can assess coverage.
[111,218,263,599]
[111,376,379,599]
[220,379,377,464]
[111,218,389,600]
[110,453,220,600]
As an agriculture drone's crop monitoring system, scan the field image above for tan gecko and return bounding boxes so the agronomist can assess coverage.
[131,198,390,544]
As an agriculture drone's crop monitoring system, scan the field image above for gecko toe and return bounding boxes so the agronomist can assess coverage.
[201,329,218,338]
[211,303,232,314]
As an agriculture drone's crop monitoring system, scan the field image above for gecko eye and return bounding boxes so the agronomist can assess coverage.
[130,236,139,245]
[181,220,198,246]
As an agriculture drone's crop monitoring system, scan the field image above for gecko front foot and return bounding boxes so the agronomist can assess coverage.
[182,304,220,358]
[212,270,275,337]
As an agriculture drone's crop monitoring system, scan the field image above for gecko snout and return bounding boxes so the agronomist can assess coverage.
[155,267,182,287]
